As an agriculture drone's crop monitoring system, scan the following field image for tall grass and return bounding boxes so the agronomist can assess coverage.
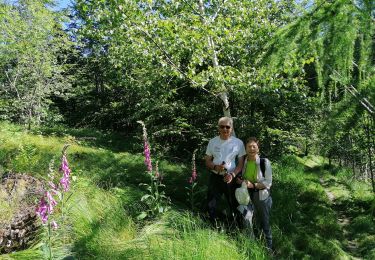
[0,121,373,259]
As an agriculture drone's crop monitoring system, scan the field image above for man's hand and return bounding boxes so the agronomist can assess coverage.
[214,164,226,172]
[224,172,233,183]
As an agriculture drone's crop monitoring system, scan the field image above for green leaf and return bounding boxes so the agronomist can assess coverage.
[141,194,152,201]
[137,212,148,220]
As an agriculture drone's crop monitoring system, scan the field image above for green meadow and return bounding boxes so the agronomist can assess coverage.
[0,122,374,260]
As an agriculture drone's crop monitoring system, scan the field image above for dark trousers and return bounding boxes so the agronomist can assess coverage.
[207,173,238,225]
[250,191,273,249]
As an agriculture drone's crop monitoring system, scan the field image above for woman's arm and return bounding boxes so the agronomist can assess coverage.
[257,159,272,189]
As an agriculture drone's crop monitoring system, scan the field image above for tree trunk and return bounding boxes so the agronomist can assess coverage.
[27,108,32,131]
[198,0,231,119]
[352,160,356,178]
[304,137,309,156]
[365,115,375,192]
[348,136,356,178]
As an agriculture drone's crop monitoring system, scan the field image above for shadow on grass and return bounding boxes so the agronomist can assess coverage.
[71,219,141,259]
[69,147,210,213]
[32,126,140,154]
[272,162,375,259]
[272,173,345,259]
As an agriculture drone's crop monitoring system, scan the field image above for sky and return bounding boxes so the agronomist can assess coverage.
[54,0,73,11]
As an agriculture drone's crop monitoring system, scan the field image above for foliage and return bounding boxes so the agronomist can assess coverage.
[0,0,374,257]
[137,121,171,219]
[35,147,73,260]
[61,0,315,159]
[186,149,199,211]
[0,0,75,128]
[258,0,375,186]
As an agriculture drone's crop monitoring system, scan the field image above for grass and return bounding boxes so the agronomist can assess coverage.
[0,121,374,259]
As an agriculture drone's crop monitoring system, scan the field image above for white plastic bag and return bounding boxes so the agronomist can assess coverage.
[235,182,250,205]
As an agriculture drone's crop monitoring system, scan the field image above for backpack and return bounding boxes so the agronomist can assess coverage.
[260,158,271,194]
[260,158,266,178]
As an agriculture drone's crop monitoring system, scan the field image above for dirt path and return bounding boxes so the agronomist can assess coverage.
[319,177,361,259]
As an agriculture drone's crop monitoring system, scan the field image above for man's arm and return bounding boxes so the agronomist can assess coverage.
[232,155,245,177]
[205,155,225,172]
[224,155,245,183]
[205,155,215,170]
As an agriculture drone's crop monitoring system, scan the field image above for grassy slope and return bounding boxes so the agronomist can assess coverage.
[0,122,374,259]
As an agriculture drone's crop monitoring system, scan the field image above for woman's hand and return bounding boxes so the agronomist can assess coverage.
[245,180,255,189]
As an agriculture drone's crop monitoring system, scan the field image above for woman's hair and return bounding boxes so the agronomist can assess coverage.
[246,137,260,146]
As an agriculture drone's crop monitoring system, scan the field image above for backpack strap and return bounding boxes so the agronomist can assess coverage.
[260,158,271,194]
[260,158,266,178]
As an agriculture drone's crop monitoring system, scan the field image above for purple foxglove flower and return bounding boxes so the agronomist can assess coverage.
[46,191,57,213]
[154,161,160,178]
[190,149,198,183]
[59,155,71,191]
[60,155,71,176]
[48,181,58,195]
[144,141,152,172]
[138,120,153,172]
[36,197,49,224]
[191,169,197,182]
[60,176,70,192]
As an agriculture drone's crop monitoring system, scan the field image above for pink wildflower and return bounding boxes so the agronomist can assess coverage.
[190,149,198,183]
[191,167,197,182]
[155,161,159,178]
[48,181,58,195]
[138,120,153,172]
[46,191,57,213]
[36,147,73,227]
[36,197,49,224]
[48,181,57,190]
[60,155,71,176]
[144,141,152,172]
[59,155,71,192]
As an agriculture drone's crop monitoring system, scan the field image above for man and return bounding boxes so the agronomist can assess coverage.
[205,117,246,225]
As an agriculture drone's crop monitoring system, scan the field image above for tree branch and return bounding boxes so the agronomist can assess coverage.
[331,69,374,115]
[134,25,213,96]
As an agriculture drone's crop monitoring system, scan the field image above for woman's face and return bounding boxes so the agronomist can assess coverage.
[246,141,259,156]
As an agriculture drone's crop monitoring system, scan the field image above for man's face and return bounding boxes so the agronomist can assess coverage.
[218,123,232,140]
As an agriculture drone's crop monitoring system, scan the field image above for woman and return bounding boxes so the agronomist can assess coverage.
[236,137,273,250]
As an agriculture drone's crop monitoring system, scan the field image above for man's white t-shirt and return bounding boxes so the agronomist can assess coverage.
[205,136,246,172]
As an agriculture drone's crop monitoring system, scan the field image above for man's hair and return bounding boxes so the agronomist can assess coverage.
[246,137,260,146]
[218,117,233,127]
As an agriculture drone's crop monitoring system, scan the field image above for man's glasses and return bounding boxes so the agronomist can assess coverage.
[219,125,231,129]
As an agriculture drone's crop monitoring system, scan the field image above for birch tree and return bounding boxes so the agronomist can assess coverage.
[74,0,295,118]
